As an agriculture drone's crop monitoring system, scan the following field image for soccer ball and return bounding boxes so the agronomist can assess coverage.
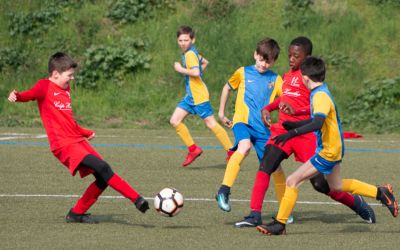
[154,187,184,217]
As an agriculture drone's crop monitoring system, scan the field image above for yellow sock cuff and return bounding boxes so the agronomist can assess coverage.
[210,124,233,150]
[175,123,194,147]
[342,179,378,198]
[272,169,286,202]
[277,186,298,224]
[222,152,245,187]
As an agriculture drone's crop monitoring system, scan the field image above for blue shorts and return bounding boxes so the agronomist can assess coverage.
[310,154,341,174]
[231,123,270,163]
[177,99,214,119]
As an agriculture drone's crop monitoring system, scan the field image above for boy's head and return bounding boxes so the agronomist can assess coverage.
[48,52,77,88]
[254,38,280,73]
[301,56,325,89]
[176,26,195,53]
[288,36,313,70]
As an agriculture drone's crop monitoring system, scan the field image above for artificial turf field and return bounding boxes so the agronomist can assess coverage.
[1,128,399,249]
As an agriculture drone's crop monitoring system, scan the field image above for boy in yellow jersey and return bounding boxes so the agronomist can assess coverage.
[170,26,233,167]
[216,38,284,213]
[257,56,398,235]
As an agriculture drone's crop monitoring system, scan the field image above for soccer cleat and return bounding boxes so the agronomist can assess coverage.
[256,218,286,235]
[135,197,150,213]
[376,184,399,217]
[66,209,98,224]
[351,195,376,224]
[226,149,235,162]
[287,214,294,224]
[182,146,203,167]
[234,213,262,228]
[216,193,231,212]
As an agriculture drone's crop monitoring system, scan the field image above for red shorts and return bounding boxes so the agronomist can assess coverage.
[267,124,316,163]
[52,140,103,178]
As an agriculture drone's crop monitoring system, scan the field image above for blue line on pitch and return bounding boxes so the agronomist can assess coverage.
[0,141,400,153]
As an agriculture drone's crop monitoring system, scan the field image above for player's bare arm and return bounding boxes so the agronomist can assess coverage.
[218,84,233,128]
[174,62,200,77]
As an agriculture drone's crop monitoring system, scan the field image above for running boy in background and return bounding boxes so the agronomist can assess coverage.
[216,38,283,212]
[257,56,398,235]
[234,37,375,228]
[7,52,149,224]
[170,26,233,167]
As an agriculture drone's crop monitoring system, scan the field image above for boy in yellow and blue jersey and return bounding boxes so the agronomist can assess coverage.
[216,38,284,212]
[170,26,233,167]
[257,56,398,236]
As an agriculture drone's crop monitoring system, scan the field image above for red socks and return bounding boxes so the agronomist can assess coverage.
[328,191,355,208]
[250,171,271,212]
[188,144,198,152]
[72,181,105,214]
[107,174,140,203]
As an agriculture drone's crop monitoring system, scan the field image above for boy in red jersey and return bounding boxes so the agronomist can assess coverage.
[234,37,375,228]
[8,52,149,223]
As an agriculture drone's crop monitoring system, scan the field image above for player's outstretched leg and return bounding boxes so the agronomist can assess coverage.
[376,184,399,217]
[234,211,262,228]
[135,197,150,213]
[256,218,286,235]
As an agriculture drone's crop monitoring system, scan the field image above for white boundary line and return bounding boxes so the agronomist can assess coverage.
[0,193,381,206]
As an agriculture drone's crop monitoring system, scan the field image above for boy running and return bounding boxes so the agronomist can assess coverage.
[257,56,398,235]
[170,26,232,167]
[216,38,283,212]
[7,52,149,223]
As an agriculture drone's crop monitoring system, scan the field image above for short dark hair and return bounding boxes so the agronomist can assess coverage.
[48,52,77,74]
[301,56,325,82]
[256,38,280,63]
[177,26,195,39]
[290,36,313,56]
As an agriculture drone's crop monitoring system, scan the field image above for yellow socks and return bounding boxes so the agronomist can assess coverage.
[342,179,378,198]
[210,124,233,151]
[175,123,194,147]
[222,152,245,187]
[277,186,298,224]
[272,169,286,203]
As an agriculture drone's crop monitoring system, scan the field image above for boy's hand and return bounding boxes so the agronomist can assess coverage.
[218,113,232,128]
[279,101,295,115]
[87,132,95,141]
[174,62,183,73]
[261,109,272,127]
[8,90,18,102]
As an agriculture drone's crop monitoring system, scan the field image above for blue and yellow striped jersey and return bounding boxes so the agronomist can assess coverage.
[182,46,209,105]
[228,66,283,134]
[310,83,345,161]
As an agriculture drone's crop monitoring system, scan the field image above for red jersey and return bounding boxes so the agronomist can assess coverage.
[16,79,92,151]
[276,69,310,127]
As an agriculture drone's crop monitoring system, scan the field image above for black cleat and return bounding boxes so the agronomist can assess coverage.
[66,209,98,224]
[234,212,262,228]
[256,218,286,236]
[376,184,399,217]
[135,196,150,213]
[352,195,376,224]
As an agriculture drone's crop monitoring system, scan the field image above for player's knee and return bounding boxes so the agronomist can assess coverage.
[328,183,342,192]
[96,160,114,182]
[204,116,216,129]
[310,174,330,194]
[285,176,298,188]
[237,141,251,155]
[94,175,108,190]
[169,118,179,127]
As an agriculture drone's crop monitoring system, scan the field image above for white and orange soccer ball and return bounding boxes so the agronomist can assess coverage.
[154,188,184,217]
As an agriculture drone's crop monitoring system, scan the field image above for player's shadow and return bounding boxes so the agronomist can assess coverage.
[162,225,203,229]
[282,210,366,224]
[188,163,226,170]
[89,214,156,228]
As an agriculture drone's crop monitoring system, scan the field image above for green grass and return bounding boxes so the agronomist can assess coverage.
[0,0,399,132]
[1,128,400,249]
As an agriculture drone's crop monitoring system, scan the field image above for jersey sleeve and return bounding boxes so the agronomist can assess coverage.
[16,80,47,102]
[185,51,200,69]
[312,92,332,117]
[269,75,283,103]
[227,67,243,90]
